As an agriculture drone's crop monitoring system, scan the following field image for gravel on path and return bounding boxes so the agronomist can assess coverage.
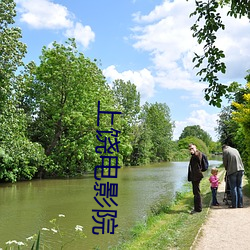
[192,173,250,250]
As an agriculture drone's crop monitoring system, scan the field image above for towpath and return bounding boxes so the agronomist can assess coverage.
[192,173,250,250]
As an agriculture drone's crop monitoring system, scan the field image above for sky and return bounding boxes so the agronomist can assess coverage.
[14,0,250,141]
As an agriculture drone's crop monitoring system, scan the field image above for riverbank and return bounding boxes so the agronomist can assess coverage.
[111,169,224,250]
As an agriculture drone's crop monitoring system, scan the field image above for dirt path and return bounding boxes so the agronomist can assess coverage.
[192,174,250,250]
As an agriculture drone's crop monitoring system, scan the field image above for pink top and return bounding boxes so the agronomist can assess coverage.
[209,175,219,188]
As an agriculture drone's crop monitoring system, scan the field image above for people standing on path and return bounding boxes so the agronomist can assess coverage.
[188,143,203,214]
[222,144,244,208]
[209,168,220,206]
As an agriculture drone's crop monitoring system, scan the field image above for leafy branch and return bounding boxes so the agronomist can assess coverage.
[189,0,250,107]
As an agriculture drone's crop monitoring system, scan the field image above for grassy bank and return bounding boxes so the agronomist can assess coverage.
[110,169,225,250]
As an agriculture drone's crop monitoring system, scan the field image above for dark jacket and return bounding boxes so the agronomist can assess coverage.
[188,150,204,182]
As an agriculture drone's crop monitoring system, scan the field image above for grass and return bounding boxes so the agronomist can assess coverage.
[243,177,250,197]
[110,169,225,250]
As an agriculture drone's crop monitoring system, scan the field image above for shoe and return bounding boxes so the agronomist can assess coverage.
[190,209,201,214]
[228,205,236,208]
[212,203,220,206]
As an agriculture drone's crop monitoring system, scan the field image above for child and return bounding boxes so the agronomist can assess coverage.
[209,168,220,206]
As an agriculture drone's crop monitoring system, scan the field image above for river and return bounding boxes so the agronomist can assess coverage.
[0,159,222,249]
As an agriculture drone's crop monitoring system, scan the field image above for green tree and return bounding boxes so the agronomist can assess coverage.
[24,39,130,176]
[111,79,141,165]
[230,78,250,176]
[209,140,222,155]
[178,136,209,156]
[212,72,249,177]
[216,106,239,147]
[129,122,153,166]
[179,125,212,146]
[139,102,174,162]
[190,0,250,107]
[216,73,250,151]
[0,0,27,109]
[112,79,140,124]
[0,0,48,182]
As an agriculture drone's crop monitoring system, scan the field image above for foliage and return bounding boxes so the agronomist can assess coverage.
[189,0,250,107]
[0,0,27,109]
[214,72,250,177]
[111,79,140,165]
[139,102,174,162]
[31,231,40,250]
[1,0,176,179]
[231,81,250,176]
[171,148,190,161]
[178,136,209,156]
[23,39,130,175]
[209,141,222,154]
[0,0,219,183]
[0,0,49,182]
[129,122,153,165]
[216,106,240,147]
[112,79,140,124]
[1,0,220,181]
[179,125,212,146]
[222,0,250,18]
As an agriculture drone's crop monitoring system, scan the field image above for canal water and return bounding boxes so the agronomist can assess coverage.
[0,160,221,249]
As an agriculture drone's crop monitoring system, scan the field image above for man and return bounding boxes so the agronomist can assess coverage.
[188,143,204,214]
[222,144,244,208]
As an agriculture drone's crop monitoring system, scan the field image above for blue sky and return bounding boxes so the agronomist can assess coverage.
[14,0,250,141]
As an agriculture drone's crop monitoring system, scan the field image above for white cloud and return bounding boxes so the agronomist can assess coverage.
[173,110,219,141]
[214,7,250,81]
[102,0,209,107]
[131,0,197,79]
[16,0,95,48]
[65,22,95,48]
[132,1,176,23]
[103,65,155,103]
[128,0,206,104]
[16,0,73,29]
[125,0,249,140]
[130,0,250,96]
